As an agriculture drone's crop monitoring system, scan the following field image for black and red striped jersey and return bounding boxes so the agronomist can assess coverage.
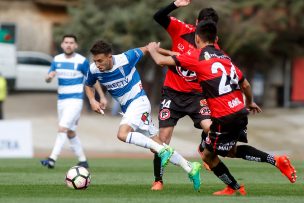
[164,17,221,93]
[173,45,248,122]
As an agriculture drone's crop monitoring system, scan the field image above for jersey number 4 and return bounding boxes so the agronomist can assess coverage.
[211,62,239,95]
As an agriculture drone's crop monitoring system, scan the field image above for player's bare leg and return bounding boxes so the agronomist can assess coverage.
[151,126,174,190]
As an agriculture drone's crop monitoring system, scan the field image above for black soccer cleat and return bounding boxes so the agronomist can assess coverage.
[40,158,56,169]
[77,161,89,169]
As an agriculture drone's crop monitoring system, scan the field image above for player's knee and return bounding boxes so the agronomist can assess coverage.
[200,119,211,133]
[117,132,127,142]
[67,130,76,139]
[158,128,172,143]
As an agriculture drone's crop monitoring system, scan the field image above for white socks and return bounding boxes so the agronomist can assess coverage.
[169,151,192,173]
[125,132,193,173]
[69,136,87,162]
[49,132,86,162]
[50,132,67,161]
[126,132,163,153]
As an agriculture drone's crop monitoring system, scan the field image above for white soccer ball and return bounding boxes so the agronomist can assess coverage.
[65,166,91,189]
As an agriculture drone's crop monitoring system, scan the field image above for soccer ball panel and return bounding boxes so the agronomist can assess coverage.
[74,176,87,189]
[65,166,91,189]
[66,168,78,180]
[78,167,89,177]
[65,179,74,189]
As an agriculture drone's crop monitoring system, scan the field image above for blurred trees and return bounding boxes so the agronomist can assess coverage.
[54,0,304,104]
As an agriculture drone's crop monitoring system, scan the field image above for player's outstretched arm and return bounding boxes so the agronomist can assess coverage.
[240,79,262,114]
[85,85,106,114]
[147,42,176,67]
[158,48,180,56]
[154,1,180,29]
[139,46,148,55]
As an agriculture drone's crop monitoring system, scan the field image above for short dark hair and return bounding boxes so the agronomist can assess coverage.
[62,34,78,42]
[90,40,112,55]
[195,20,217,43]
[197,8,219,24]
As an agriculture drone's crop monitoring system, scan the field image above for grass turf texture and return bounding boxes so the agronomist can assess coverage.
[0,158,303,203]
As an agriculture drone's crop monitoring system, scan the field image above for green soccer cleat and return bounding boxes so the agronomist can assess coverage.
[158,146,174,167]
[188,162,202,192]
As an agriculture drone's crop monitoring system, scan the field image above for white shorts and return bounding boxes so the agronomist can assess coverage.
[57,99,83,131]
[120,96,158,137]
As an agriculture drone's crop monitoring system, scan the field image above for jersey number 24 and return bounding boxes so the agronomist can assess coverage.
[211,62,239,95]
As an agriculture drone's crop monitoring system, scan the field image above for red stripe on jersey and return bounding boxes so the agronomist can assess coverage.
[164,17,220,93]
[207,90,245,119]
[174,46,246,120]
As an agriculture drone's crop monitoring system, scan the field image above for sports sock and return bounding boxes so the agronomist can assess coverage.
[169,151,192,173]
[153,153,163,182]
[126,132,163,153]
[49,132,67,161]
[235,145,276,165]
[69,135,86,162]
[212,161,240,190]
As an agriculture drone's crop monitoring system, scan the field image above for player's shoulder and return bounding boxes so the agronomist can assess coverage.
[74,53,88,64]
[89,62,99,74]
[53,53,65,61]
[200,46,231,61]
[170,17,195,30]
[113,52,129,68]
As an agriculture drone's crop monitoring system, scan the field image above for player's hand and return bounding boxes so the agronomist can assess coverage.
[99,97,108,111]
[90,99,105,115]
[246,102,262,114]
[45,76,52,83]
[147,42,160,52]
[174,0,191,7]
[45,72,56,83]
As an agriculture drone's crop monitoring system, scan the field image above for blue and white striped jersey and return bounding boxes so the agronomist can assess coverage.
[49,53,89,100]
[85,48,146,113]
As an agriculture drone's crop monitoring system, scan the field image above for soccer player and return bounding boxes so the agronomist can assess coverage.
[147,20,297,195]
[41,34,101,169]
[85,40,202,191]
[151,0,219,190]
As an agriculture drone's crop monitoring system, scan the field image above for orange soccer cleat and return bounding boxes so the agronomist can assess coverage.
[213,185,246,196]
[275,155,297,183]
[151,181,163,191]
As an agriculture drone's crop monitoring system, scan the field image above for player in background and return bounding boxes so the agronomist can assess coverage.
[151,0,220,190]
[41,34,103,169]
[147,20,297,195]
[85,40,202,191]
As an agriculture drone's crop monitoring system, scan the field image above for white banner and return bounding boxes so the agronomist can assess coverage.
[0,120,33,158]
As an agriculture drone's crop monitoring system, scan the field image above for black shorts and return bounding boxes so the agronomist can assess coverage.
[158,87,211,129]
[205,116,248,157]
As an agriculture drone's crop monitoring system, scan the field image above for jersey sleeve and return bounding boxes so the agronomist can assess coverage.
[48,60,56,73]
[85,66,97,87]
[167,17,185,38]
[153,2,177,29]
[124,48,143,68]
[172,51,200,73]
[81,59,90,75]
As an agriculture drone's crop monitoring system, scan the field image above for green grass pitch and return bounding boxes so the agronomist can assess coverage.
[0,158,303,203]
